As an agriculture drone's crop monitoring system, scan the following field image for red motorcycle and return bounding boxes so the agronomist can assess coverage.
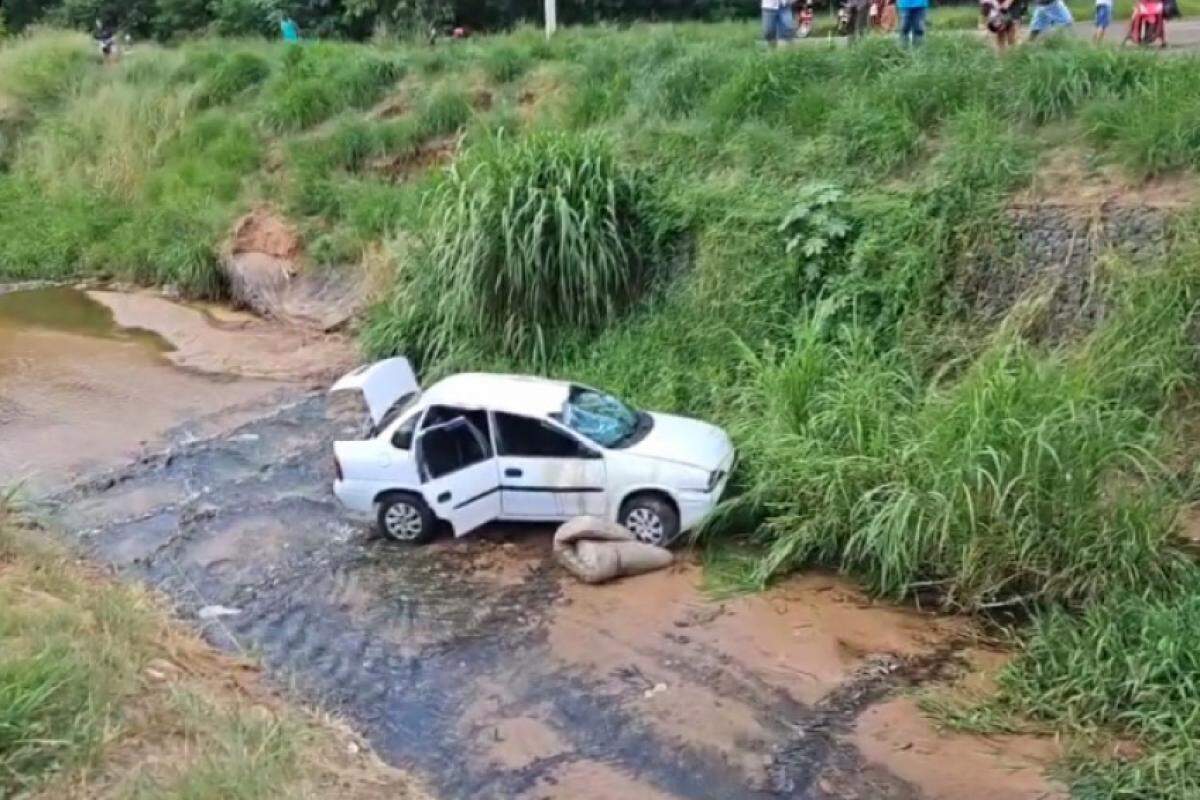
[1126,0,1167,46]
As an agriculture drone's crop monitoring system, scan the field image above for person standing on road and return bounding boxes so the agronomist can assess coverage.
[1093,0,1113,40]
[1028,0,1073,38]
[897,0,928,45]
[762,0,797,46]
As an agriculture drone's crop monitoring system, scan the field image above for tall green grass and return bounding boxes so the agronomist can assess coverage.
[990,574,1200,798]
[365,131,678,365]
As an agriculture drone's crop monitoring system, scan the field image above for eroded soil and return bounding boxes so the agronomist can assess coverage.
[4,286,1065,799]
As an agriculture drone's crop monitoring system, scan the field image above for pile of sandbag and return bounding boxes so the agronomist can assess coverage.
[553,516,673,584]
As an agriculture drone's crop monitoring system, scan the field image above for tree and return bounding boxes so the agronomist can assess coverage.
[1,0,62,31]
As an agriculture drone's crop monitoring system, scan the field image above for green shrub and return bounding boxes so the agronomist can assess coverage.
[0,30,91,109]
[415,83,473,137]
[262,46,403,130]
[195,51,271,107]
[0,647,99,794]
[364,131,678,365]
[481,44,532,84]
[211,0,281,37]
[995,576,1200,798]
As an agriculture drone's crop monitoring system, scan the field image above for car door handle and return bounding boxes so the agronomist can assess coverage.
[437,491,451,503]
[504,468,523,478]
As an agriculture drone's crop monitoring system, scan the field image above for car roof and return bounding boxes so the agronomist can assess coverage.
[422,372,572,417]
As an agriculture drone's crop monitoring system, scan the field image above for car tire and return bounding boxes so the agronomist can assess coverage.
[620,493,681,548]
[376,492,436,545]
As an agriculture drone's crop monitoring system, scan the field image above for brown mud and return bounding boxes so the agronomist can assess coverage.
[91,289,354,380]
[852,698,1064,800]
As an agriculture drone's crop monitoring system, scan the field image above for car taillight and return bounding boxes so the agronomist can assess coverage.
[334,455,344,481]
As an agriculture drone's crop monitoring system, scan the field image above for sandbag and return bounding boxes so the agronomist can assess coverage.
[553,516,674,584]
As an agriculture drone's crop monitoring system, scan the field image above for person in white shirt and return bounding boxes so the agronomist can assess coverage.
[762,0,798,45]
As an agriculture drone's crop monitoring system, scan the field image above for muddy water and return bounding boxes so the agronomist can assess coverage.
[43,393,1067,800]
[0,287,290,490]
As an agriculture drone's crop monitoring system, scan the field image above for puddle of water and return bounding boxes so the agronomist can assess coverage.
[0,287,288,489]
[0,287,171,352]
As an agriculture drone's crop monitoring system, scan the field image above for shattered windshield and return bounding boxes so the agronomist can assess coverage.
[563,386,640,448]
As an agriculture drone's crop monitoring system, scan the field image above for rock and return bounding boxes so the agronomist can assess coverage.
[198,604,242,620]
[143,657,182,682]
[219,207,367,331]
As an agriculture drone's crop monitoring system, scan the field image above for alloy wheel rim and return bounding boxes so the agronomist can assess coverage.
[384,502,423,540]
[627,507,665,545]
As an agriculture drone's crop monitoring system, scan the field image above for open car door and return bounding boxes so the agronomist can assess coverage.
[415,417,500,537]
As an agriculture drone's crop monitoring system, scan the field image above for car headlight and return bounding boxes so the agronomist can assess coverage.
[706,469,725,493]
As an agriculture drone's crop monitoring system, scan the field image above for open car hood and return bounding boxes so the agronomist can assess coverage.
[329,357,419,427]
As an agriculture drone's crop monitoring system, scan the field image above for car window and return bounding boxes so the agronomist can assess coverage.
[562,385,645,448]
[420,406,492,456]
[373,391,419,436]
[390,411,420,450]
[419,419,489,480]
[494,412,591,458]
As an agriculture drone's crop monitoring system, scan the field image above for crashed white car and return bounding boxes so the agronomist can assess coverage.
[330,358,735,547]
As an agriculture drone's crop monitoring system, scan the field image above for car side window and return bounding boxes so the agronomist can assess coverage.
[419,419,489,480]
[420,406,492,456]
[494,412,592,458]
[390,411,420,450]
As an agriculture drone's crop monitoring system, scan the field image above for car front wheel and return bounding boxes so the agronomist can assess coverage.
[376,492,436,544]
[620,494,681,548]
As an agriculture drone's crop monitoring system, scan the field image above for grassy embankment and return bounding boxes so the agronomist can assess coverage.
[0,496,427,799]
[6,23,1200,797]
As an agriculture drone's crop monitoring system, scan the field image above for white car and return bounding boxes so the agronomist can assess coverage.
[329,358,735,547]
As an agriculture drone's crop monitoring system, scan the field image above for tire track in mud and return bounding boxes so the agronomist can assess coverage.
[43,394,950,800]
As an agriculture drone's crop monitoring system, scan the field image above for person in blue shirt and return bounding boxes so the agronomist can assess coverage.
[280,16,300,42]
[896,0,928,44]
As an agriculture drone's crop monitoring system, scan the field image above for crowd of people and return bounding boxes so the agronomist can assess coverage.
[761,0,1183,48]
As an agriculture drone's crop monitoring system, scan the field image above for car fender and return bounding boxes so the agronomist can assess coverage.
[610,481,683,521]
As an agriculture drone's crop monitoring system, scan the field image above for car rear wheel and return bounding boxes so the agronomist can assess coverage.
[376,492,436,544]
[620,494,681,548]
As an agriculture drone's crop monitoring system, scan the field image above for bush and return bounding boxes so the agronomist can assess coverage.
[364,132,679,365]
[726,262,1198,610]
[261,46,403,131]
[151,0,210,40]
[0,30,91,109]
[210,0,280,37]
[481,44,532,84]
[195,51,271,107]
[995,577,1200,798]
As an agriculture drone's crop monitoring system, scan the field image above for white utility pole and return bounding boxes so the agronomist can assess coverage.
[545,0,557,37]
